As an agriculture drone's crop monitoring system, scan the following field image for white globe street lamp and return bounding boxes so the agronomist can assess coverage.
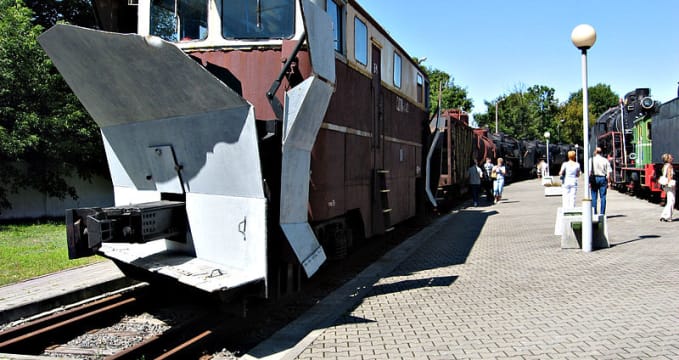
[544,131,551,176]
[571,24,596,253]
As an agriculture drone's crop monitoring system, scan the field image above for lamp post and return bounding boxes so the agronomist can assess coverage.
[571,24,596,253]
[575,144,579,164]
[544,131,551,176]
[495,98,504,134]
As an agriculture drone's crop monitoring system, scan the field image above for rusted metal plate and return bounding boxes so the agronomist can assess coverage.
[192,50,310,121]
[310,129,346,221]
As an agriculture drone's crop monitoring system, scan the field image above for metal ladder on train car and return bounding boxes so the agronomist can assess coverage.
[612,133,624,183]
[376,169,394,233]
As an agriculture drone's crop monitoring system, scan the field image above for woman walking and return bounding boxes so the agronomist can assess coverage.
[559,150,581,209]
[492,157,507,204]
[660,153,675,222]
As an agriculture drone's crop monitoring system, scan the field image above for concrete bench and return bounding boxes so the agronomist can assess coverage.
[542,176,563,197]
[554,207,610,249]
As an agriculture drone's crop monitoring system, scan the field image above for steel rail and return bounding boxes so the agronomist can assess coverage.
[0,294,139,353]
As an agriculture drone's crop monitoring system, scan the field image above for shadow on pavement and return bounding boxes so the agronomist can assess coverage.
[610,234,661,247]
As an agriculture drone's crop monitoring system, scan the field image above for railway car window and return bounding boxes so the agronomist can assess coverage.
[354,17,367,65]
[327,0,344,53]
[393,52,402,88]
[150,0,208,42]
[222,0,295,39]
[417,73,424,103]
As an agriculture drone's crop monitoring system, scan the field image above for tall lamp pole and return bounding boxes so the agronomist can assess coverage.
[575,144,579,164]
[571,24,596,253]
[495,98,504,134]
[544,131,551,176]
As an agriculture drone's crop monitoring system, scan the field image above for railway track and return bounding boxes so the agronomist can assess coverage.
[0,217,430,359]
[0,284,226,359]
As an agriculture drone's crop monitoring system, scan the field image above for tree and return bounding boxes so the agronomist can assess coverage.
[566,83,619,118]
[24,0,97,30]
[0,0,106,212]
[559,83,619,145]
[476,84,559,140]
[525,85,560,140]
[424,67,473,116]
[474,82,618,145]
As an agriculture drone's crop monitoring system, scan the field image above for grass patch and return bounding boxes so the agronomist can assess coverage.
[0,221,103,287]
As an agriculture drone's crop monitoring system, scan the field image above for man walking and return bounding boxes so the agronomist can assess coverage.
[468,159,483,207]
[590,147,612,214]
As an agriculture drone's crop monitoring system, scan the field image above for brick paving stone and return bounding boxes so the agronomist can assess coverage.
[253,178,679,360]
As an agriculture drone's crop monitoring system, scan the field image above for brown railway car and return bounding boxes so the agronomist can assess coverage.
[427,109,480,206]
[40,0,430,297]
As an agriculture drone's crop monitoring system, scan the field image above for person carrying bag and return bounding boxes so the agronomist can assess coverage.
[659,153,675,222]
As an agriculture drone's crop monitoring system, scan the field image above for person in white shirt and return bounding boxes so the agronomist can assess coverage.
[483,158,494,202]
[590,147,612,214]
[559,150,580,209]
[659,153,675,222]
[492,158,507,204]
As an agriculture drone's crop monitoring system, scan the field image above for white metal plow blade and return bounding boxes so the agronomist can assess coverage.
[278,0,336,277]
[39,25,267,292]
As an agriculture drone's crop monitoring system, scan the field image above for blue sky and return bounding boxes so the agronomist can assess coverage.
[357,0,679,114]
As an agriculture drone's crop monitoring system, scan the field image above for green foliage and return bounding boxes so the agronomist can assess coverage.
[566,83,620,119]
[561,83,619,144]
[23,0,97,29]
[0,221,101,286]
[424,67,473,115]
[478,84,559,140]
[0,0,106,212]
[475,82,619,145]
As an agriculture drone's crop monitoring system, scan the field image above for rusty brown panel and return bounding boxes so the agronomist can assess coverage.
[311,129,345,188]
[448,121,474,188]
[192,49,310,121]
[343,134,373,237]
[325,62,372,131]
[281,40,312,78]
[382,90,426,145]
[345,184,371,238]
[382,141,416,224]
[344,132,372,186]
[308,189,344,222]
[388,177,415,225]
[309,129,346,221]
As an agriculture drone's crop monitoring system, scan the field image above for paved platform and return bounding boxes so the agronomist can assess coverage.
[2,179,678,359]
[244,178,679,359]
[0,261,136,324]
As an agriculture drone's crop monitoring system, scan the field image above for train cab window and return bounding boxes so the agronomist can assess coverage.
[354,17,367,65]
[327,0,344,54]
[150,0,208,42]
[221,0,295,39]
[393,52,402,88]
[417,73,424,103]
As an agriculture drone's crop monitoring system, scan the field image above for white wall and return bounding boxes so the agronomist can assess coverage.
[1,175,114,220]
